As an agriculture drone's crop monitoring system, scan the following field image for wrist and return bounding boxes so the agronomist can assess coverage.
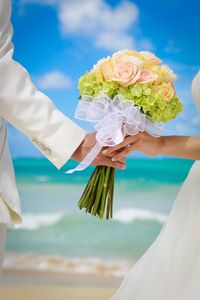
[156,136,166,156]
[72,139,84,162]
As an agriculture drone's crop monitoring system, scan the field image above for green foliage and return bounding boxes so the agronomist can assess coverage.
[78,73,183,123]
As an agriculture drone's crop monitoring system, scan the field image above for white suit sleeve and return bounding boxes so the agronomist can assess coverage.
[0,0,86,169]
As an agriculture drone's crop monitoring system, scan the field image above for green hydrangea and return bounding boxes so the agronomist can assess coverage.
[78,72,119,99]
[78,72,183,123]
[78,73,102,97]
[117,83,183,123]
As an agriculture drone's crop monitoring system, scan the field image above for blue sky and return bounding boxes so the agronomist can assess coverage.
[9,0,200,158]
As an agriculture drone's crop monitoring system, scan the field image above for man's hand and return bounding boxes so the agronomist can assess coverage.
[72,133,126,170]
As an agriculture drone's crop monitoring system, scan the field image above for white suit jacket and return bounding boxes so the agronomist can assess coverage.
[0,0,86,227]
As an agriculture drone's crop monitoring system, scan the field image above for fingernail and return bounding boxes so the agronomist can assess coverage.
[102,149,108,155]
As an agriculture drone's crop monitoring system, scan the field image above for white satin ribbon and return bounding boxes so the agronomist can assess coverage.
[66,93,163,174]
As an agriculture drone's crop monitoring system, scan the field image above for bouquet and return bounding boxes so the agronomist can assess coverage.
[67,49,183,220]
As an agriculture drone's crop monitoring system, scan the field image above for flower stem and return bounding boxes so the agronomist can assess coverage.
[99,166,111,219]
[77,165,115,220]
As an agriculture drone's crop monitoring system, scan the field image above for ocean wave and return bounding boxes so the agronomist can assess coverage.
[113,208,167,224]
[21,208,167,230]
[35,175,50,182]
[21,212,65,230]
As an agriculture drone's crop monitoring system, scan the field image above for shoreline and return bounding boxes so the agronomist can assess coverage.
[3,252,133,280]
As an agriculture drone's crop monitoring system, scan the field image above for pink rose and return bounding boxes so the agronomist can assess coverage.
[138,69,158,84]
[112,61,141,87]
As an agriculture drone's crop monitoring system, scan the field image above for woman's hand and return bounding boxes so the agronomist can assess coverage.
[102,131,164,161]
[102,133,200,161]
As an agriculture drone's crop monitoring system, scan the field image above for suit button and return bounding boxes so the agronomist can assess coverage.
[44,148,51,155]
[40,143,46,151]
[32,138,39,145]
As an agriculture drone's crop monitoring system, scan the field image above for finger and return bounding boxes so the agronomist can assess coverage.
[119,157,126,164]
[103,150,118,158]
[102,135,137,155]
[106,145,132,157]
[96,153,126,164]
[112,145,136,161]
[102,158,126,169]
[107,159,126,170]
[96,157,126,170]
[103,152,126,164]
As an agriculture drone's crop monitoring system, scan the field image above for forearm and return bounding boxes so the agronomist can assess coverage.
[159,136,200,160]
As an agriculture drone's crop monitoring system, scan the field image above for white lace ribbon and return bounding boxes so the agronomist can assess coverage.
[66,93,162,174]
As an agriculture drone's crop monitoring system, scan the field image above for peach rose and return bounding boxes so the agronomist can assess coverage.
[113,50,143,68]
[161,65,177,82]
[151,65,177,85]
[156,82,175,102]
[140,51,161,65]
[100,59,115,81]
[112,61,141,87]
[138,69,158,84]
[150,65,165,85]
[93,56,110,70]
[93,58,115,81]
[113,49,141,60]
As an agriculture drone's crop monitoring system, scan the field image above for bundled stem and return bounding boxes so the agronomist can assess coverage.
[77,166,115,220]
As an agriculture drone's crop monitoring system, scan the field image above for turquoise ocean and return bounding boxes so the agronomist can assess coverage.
[5,158,194,276]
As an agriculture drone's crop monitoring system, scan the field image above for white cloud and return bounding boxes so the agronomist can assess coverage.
[58,0,139,51]
[58,0,138,34]
[35,71,72,90]
[59,0,105,35]
[20,0,154,52]
[95,31,134,51]
[165,40,182,54]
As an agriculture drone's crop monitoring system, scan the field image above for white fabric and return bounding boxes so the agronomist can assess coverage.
[66,94,162,174]
[0,224,6,277]
[0,0,86,227]
[192,70,200,111]
[111,70,200,300]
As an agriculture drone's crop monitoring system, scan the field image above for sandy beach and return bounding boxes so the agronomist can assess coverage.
[0,267,120,300]
[0,285,115,300]
[0,255,122,300]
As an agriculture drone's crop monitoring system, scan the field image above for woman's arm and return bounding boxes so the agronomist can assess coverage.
[105,69,200,162]
[159,135,200,160]
[102,132,200,161]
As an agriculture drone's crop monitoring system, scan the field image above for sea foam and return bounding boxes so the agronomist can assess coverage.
[20,208,167,231]
[21,212,65,230]
[114,208,167,224]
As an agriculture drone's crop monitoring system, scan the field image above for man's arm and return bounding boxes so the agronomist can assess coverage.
[0,0,86,169]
